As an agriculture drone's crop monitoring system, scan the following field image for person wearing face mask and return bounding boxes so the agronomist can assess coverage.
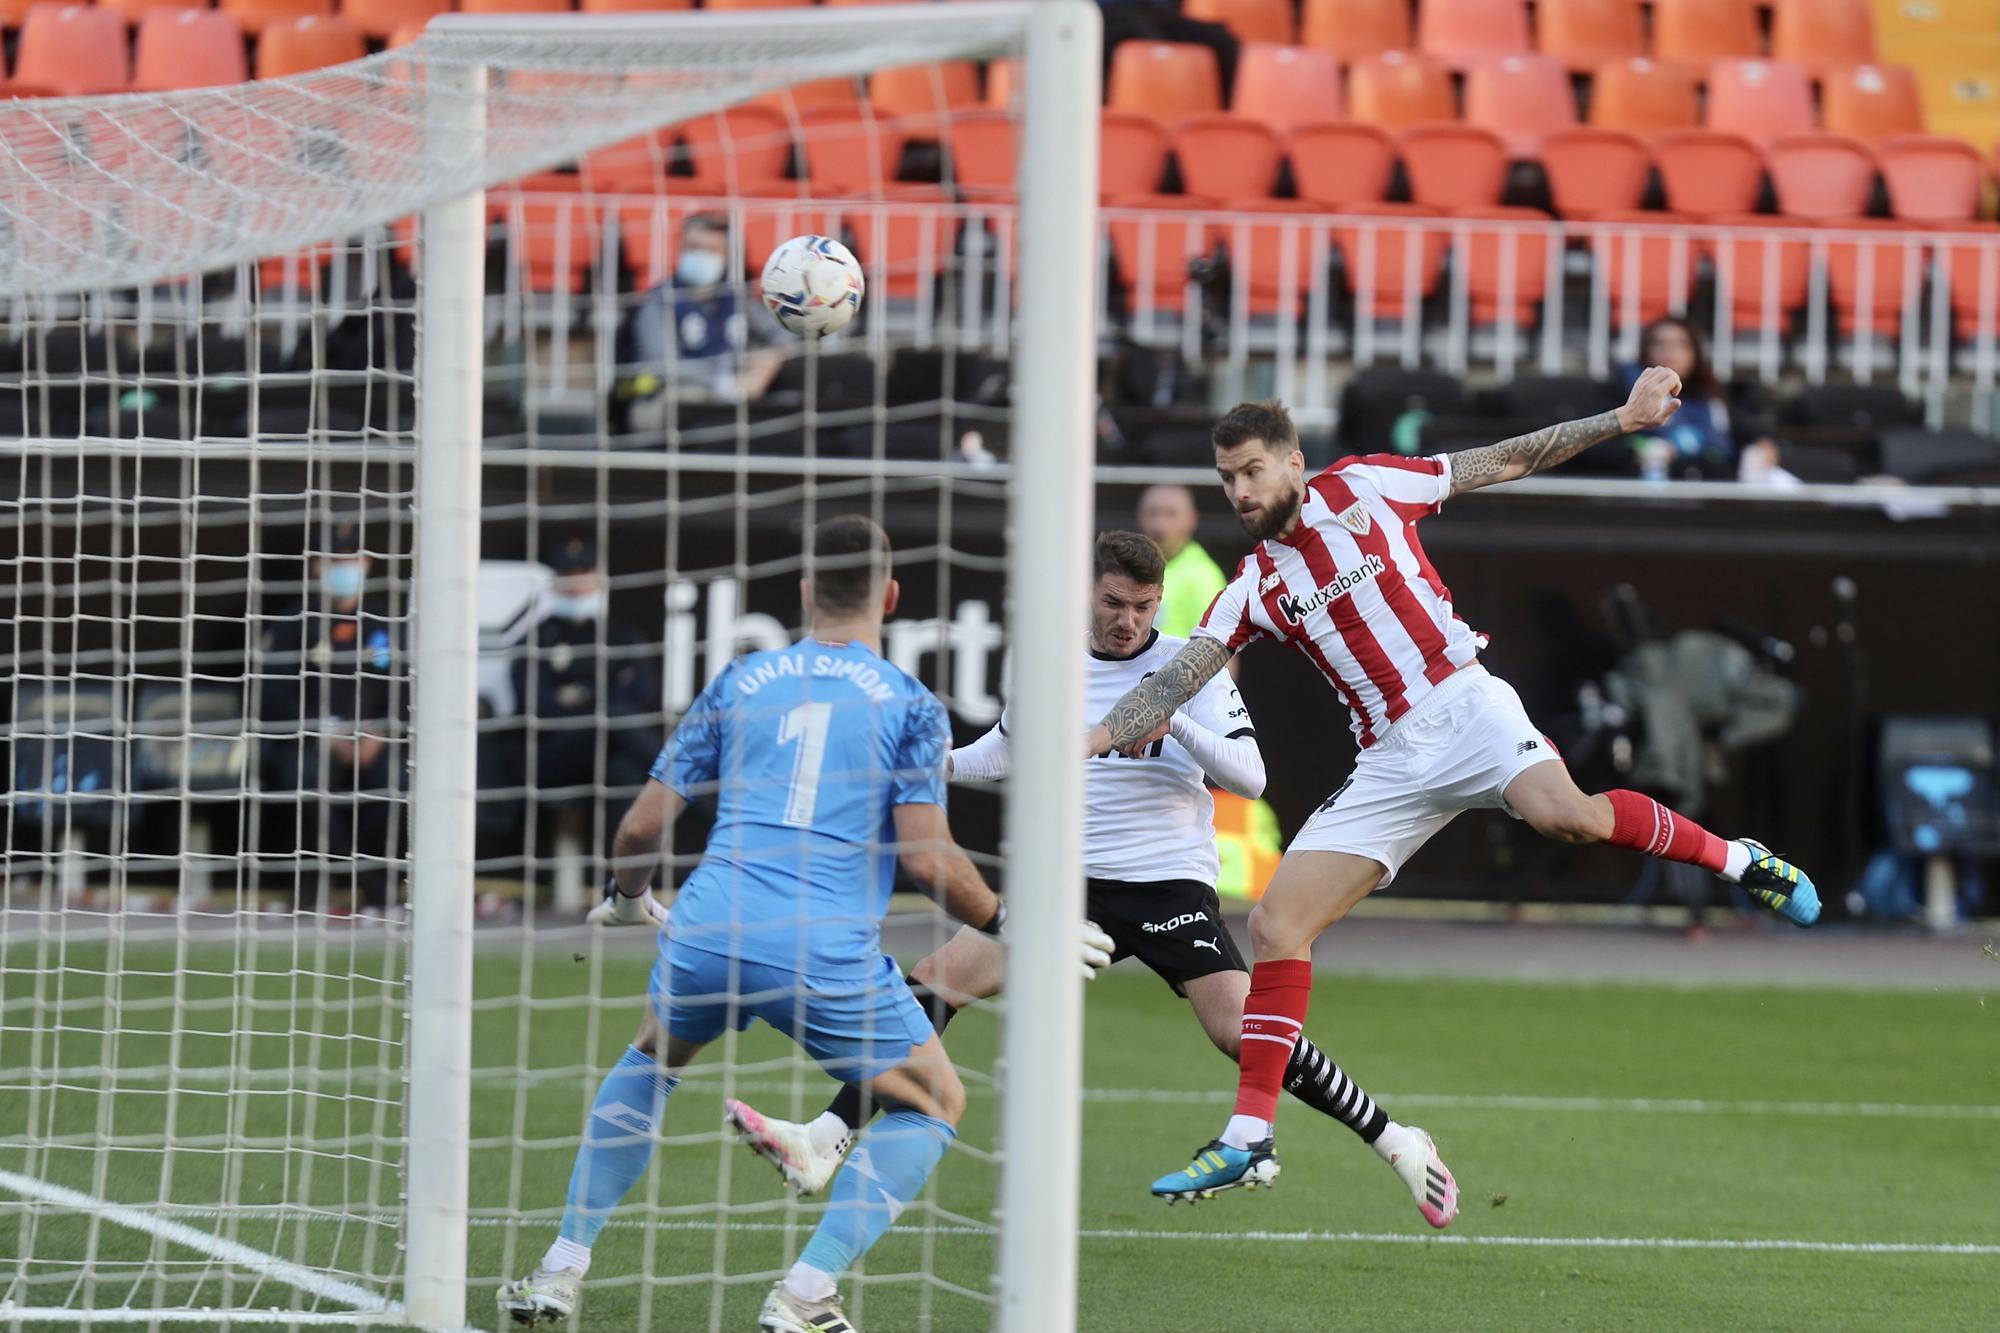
[618,213,785,429]
[512,536,661,864]
[256,519,405,912]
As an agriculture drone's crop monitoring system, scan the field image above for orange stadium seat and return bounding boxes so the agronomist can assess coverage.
[224,0,330,35]
[796,105,909,196]
[492,190,601,295]
[757,78,864,121]
[0,0,35,25]
[1588,58,1700,138]
[1538,0,1646,74]
[11,6,129,96]
[1347,51,1456,130]
[1652,0,1762,71]
[386,18,425,45]
[844,189,958,300]
[1821,64,1925,143]
[732,185,845,276]
[1937,224,2000,340]
[869,62,981,126]
[1823,218,1927,334]
[614,196,699,292]
[945,108,1016,198]
[1184,0,1294,46]
[1538,128,1652,217]
[99,0,204,24]
[1108,41,1224,124]
[1767,133,1879,219]
[580,0,693,11]
[1399,124,1509,208]
[1653,129,1766,216]
[1099,110,1171,196]
[1706,59,1816,147]
[1464,54,1578,157]
[1232,44,1343,136]
[1417,0,1529,71]
[681,105,793,192]
[1299,0,1409,62]
[1771,0,1877,77]
[1173,114,1285,199]
[1454,205,1554,325]
[1221,198,1323,317]
[703,0,802,9]
[1588,209,1699,328]
[1334,202,1448,319]
[341,0,450,39]
[983,58,1016,109]
[459,0,565,11]
[1105,195,1220,314]
[256,13,364,76]
[1876,134,1985,222]
[133,9,247,92]
[579,129,675,194]
[1703,216,1814,332]
[1287,121,1398,206]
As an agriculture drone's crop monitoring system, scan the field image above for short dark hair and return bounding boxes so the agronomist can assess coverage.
[1094,530,1165,587]
[1212,399,1299,455]
[683,211,728,239]
[808,514,892,615]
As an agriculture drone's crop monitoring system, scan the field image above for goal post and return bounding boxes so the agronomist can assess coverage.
[0,5,1100,1331]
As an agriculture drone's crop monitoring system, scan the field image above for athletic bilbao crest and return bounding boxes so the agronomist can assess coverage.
[1335,500,1374,535]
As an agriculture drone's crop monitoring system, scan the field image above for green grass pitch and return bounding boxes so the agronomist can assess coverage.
[2,934,1994,1332]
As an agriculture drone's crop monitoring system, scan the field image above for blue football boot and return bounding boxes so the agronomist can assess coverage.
[1738,838,1821,927]
[1150,1138,1280,1203]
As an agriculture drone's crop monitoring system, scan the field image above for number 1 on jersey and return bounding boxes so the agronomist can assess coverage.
[777,702,833,827]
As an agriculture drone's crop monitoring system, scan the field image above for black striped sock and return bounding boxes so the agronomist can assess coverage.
[1282,1036,1390,1143]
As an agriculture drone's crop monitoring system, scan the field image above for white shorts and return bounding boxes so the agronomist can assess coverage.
[1290,666,1558,885]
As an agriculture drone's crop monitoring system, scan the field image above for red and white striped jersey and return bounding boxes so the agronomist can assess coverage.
[1195,453,1482,748]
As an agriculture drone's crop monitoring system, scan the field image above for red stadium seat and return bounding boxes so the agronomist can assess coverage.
[681,105,793,192]
[756,78,863,121]
[1767,133,1878,220]
[1538,0,1645,74]
[1771,0,1877,77]
[1287,121,1398,206]
[1453,205,1553,326]
[1173,114,1285,199]
[1399,124,1509,208]
[12,6,129,96]
[844,188,958,300]
[797,105,909,196]
[340,0,450,40]
[1703,216,1814,333]
[1100,110,1171,197]
[132,9,247,92]
[1822,218,1928,335]
[580,0,694,11]
[1706,60,1817,148]
[614,196,702,291]
[1333,202,1448,319]
[1464,53,1577,157]
[1417,0,1529,71]
[1347,51,1456,131]
[1654,130,1766,217]
[458,0,565,11]
[256,14,365,77]
[1587,209,1699,328]
[946,108,1016,199]
[1877,135,1986,223]
[1652,0,1762,71]
[1105,195,1220,315]
[1299,0,1409,63]
[1589,58,1700,139]
[99,0,203,23]
[868,62,981,127]
[579,129,675,194]
[385,18,425,46]
[1821,65,1925,144]
[1184,0,1294,45]
[1231,44,1343,136]
[1935,223,2000,339]
[492,189,602,295]
[1538,128,1652,218]
[983,58,1016,109]
[223,0,330,36]
[1107,41,1223,124]
[1220,198,1324,317]
[730,186,846,277]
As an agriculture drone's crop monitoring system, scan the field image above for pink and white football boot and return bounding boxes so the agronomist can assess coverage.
[1374,1123,1460,1228]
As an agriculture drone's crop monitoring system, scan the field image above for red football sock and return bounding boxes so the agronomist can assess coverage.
[1604,789,1729,873]
[1233,958,1315,1122]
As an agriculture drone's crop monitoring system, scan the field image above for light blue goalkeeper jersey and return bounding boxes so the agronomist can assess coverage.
[650,638,951,982]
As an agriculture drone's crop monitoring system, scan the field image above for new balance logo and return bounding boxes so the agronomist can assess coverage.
[1192,938,1222,954]
[1334,500,1374,536]
[1143,911,1211,933]
[1259,570,1283,594]
[1516,740,1540,756]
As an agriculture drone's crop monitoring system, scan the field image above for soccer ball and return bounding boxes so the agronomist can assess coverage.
[760,234,865,338]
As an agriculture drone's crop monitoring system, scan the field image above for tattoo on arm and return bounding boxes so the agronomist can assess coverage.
[1100,637,1232,751]
[1448,409,1627,496]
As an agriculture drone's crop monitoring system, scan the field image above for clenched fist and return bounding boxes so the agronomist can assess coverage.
[1617,364,1683,432]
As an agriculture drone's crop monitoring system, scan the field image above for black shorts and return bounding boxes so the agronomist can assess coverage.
[1086,877,1246,996]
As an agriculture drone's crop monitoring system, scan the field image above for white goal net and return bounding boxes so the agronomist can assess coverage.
[1,5,1098,1330]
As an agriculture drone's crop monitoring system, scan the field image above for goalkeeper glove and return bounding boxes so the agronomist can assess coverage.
[587,875,667,929]
[977,902,1116,980]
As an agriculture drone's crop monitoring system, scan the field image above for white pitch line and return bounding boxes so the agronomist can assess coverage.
[0,1170,394,1316]
[1079,1087,2000,1120]
[0,1310,434,1328]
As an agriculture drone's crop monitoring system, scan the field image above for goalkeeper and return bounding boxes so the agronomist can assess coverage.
[501,515,1043,1333]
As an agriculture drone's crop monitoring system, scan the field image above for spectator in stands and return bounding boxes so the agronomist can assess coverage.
[1137,483,1227,638]
[1624,317,1787,483]
[257,519,402,911]
[618,211,784,429]
[513,536,660,857]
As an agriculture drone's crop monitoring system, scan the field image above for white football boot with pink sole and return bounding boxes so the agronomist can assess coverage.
[1376,1123,1460,1228]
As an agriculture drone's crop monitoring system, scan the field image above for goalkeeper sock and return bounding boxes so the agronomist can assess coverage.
[1604,790,1730,874]
[824,977,957,1131]
[1226,957,1314,1146]
[552,1044,678,1263]
[791,1110,956,1294]
[1282,1036,1390,1144]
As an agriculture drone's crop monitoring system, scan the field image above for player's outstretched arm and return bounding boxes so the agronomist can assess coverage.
[1084,635,1234,758]
[892,802,1003,931]
[589,779,686,926]
[1448,364,1683,497]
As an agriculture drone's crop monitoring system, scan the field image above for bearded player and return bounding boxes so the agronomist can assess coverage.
[1078,368,1821,1203]
[724,531,1464,1228]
